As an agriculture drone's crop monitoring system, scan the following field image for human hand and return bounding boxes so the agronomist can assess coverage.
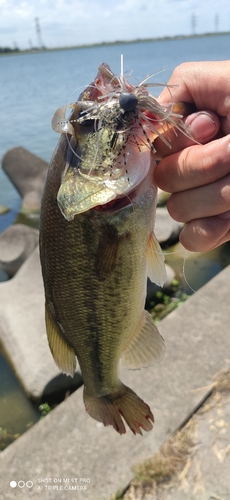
[154,61,230,252]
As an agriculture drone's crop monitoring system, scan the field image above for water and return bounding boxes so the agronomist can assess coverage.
[1,34,230,216]
[165,241,230,295]
[0,352,39,447]
[1,35,230,448]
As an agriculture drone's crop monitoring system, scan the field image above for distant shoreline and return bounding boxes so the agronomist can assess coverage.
[1,31,230,57]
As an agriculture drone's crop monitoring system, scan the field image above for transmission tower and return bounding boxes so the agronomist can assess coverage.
[35,17,45,49]
[215,13,219,32]
[191,13,197,35]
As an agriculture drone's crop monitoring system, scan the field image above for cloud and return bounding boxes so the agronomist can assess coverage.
[0,0,229,50]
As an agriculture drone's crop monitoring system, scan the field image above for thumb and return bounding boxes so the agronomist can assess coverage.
[185,111,220,142]
[154,111,220,158]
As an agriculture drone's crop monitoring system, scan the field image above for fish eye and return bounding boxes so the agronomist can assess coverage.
[77,110,96,130]
[119,92,138,112]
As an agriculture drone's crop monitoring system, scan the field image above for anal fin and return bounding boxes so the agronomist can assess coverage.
[45,303,76,377]
[122,310,165,369]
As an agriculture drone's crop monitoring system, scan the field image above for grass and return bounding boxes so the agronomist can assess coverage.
[113,369,230,499]
[111,421,196,500]
[38,402,52,418]
[146,279,189,324]
[129,423,194,496]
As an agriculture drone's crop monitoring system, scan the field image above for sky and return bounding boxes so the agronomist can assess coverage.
[0,0,230,50]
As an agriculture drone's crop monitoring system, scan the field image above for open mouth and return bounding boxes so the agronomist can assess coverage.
[94,196,130,212]
[93,192,134,212]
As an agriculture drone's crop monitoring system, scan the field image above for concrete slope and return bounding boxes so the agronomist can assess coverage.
[0,265,230,500]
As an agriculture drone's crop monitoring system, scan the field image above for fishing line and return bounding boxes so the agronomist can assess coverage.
[181,249,209,300]
[138,111,172,149]
[65,83,97,109]
[146,232,209,300]
[62,83,100,167]
[58,66,194,174]
[120,54,124,91]
[137,69,166,87]
[160,243,209,300]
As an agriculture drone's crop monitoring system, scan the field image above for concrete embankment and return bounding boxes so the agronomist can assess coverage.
[0,265,230,499]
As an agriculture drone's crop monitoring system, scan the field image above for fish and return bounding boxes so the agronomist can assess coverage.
[39,61,194,435]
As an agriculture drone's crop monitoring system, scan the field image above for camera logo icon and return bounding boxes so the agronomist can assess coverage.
[10,480,33,488]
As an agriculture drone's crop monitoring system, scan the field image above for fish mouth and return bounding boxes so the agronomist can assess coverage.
[93,193,133,212]
[91,146,153,214]
[57,147,151,220]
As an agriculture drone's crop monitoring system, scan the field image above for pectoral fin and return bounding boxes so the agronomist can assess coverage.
[95,225,127,281]
[45,303,76,377]
[147,231,166,286]
[122,310,165,369]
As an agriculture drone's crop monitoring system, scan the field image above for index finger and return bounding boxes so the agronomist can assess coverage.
[158,61,230,136]
[158,61,228,108]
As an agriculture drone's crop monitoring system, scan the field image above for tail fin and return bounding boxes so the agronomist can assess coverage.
[83,383,154,435]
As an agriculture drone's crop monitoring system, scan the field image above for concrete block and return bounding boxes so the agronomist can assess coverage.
[0,246,63,399]
[0,224,39,277]
[2,147,48,212]
[155,206,183,246]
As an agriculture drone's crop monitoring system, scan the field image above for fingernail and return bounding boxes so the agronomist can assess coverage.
[185,112,217,141]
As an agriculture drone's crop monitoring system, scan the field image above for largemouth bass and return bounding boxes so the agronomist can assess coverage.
[40,62,193,435]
